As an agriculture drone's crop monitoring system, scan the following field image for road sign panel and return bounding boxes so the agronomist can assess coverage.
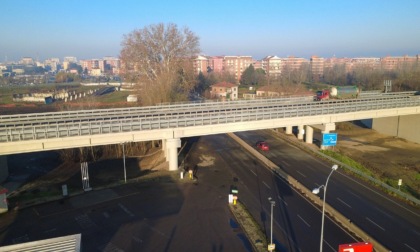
[322,133,337,146]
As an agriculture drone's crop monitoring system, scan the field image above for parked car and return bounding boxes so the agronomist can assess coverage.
[256,141,269,151]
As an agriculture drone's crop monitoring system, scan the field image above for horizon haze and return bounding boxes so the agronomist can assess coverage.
[1,0,419,62]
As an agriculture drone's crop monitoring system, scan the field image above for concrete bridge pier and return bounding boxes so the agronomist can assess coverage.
[164,138,181,171]
[321,123,336,134]
[285,126,293,135]
[305,126,314,144]
[297,125,305,140]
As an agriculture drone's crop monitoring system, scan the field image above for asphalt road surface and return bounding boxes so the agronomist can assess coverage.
[236,129,420,252]
[205,133,359,252]
[2,130,418,251]
[1,139,255,251]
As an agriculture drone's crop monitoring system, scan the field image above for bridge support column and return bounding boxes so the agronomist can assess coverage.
[321,123,336,133]
[297,125,304,140]
[305,126,313,144]
[285,126,293,135]
[166,138,181,171]
[162,139,167,160]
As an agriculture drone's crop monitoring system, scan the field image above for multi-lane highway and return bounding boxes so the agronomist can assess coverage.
[1,133,360,252]
[205,133,359,251]
[1,130,418,251]
[235,130,420,252]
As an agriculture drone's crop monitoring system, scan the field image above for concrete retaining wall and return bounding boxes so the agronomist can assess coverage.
[373,114,420,144]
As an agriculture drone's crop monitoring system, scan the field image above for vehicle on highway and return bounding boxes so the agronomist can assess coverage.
[314,85,360,101]
[256,141,269,151]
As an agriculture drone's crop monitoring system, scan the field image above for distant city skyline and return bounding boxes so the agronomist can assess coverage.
[1,0,419,62]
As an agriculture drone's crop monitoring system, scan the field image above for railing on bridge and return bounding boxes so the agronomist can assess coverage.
[1,92,419,143]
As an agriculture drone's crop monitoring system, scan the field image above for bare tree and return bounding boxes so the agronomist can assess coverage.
[120,23,200,105]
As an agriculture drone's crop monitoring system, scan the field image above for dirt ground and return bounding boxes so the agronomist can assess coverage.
[333,122,420,198]
[6,147,170,205]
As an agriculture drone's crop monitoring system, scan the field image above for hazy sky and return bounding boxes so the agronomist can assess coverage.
[1,0,419,62]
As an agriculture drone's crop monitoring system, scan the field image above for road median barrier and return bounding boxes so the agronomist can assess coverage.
[227,132,389,252]
[229,201,267,252]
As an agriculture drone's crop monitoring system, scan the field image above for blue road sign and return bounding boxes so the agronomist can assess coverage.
[322,133,337,146]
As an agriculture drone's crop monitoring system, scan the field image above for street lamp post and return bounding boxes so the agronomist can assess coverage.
[268,197,276,251]
[122,142,127,183]
[312,164,338,252]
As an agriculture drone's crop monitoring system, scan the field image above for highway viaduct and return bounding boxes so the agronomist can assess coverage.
[0,92,419,179]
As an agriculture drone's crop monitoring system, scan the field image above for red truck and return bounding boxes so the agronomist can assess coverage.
[315,85,360,101]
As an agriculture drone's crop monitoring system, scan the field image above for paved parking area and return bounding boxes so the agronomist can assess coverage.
[0,137,254,252]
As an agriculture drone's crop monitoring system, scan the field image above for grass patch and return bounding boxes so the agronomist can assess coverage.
[0,83,120,105]
[320,149,419,200]
[94,91,132,103]
[320,150,373,176]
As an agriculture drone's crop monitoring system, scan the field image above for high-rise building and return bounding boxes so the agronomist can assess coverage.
[63,56,77,63]
[193,55,209,75]
[381,55,418,71]
[208,56,224,73]
[20,57,34,65]
[223,56,253,81]
[261,56,282,78]
[310,55,324,79]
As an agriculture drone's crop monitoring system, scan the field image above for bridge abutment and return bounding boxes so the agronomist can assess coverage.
[372,114,420,144]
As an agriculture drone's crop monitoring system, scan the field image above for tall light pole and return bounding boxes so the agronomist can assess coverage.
[268,197,276,252]
[312,164,338,252]
[121,142,127,183]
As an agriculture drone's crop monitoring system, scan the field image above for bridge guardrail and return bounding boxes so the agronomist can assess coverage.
[1,95,420,143]
[1,91,417,125]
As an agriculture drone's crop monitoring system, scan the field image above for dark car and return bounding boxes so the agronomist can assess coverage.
[256,141,269,151]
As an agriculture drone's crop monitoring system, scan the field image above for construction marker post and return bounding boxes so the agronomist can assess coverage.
[189,169,193,180]
[231,187,238,205]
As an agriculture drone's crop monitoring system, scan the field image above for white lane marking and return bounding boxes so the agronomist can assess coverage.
[296,170,307,178]
[324,240,335,252]
[118,203,135,217]
[346,190,362,199]
[337,197,352,208]
[278,195,288,206]
[250,169,257,176]
[297,214,311,227]
[282,161,291,167]
[374,206,392,219]
[366,217,385,231]
[263,181,271,189]
[413,229,420,237]
[404,243,418,252]
[341,173,419,218]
